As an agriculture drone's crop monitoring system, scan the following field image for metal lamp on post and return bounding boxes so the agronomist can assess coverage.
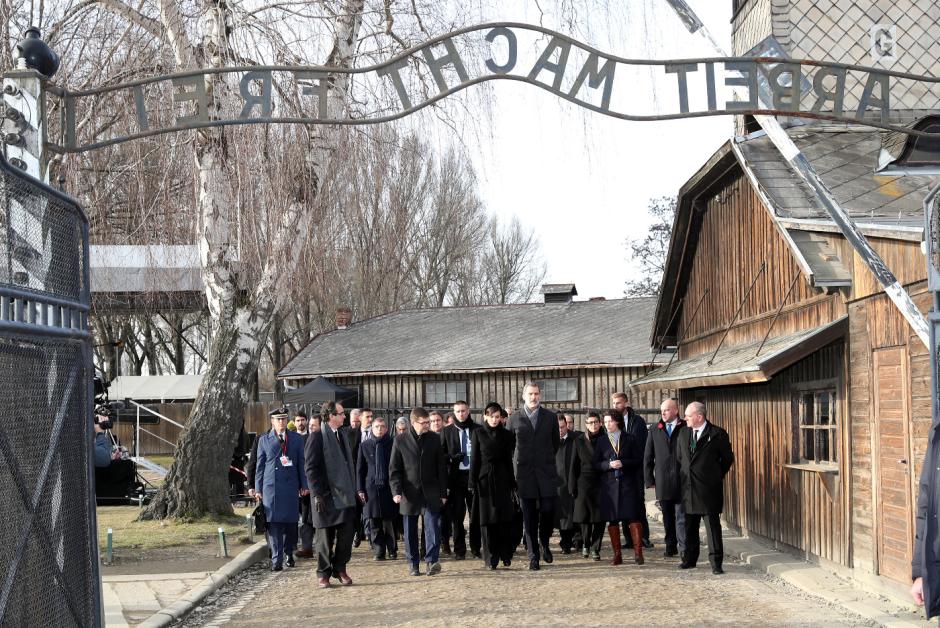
[2,27,59,183]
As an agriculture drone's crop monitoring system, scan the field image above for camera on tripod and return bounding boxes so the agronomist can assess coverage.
[94,376,124,430]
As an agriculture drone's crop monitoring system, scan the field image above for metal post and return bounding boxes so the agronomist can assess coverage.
[246,515,253,543]
[105,529,113,565]
[135,404,140,459]
[218,527,228,558]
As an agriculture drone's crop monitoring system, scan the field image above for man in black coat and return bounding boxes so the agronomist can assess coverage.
[644,398,687,558]
[507,381,560,570]
[346,409,366,547]
[554,414,578,553]
[911,415,940,620]
[612,392,652,549]
[676,401,734,574]
[441,400,481,559]
[390,407,449,576]
[305,402,358,588]
[293,411,315,559]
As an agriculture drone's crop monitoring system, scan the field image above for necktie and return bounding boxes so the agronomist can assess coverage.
[460,428,469,467]
[667,423,673,437]
[690,429,698,453]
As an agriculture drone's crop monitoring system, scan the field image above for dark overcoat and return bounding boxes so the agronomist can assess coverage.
[470,424,516,525]
[357,433,398,519]
[441,419,480,487]
[643,418,687,501]
[676,422,734,515]
[569,431,603,523]
[304,426,357,528]
[345,426,362,471]
[554,433,578,528]
[507,406,560,499]
[593,430,643,523]
[389,428,448,515]
[255,429,308,524]
[913,419,940,619]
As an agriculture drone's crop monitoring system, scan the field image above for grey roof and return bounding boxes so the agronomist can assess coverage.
[279,297,662,378]
[736,129,934,226]
[631,317,847,391]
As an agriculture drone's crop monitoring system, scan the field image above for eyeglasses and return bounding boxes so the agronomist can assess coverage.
[415,420,430,425]
[585,420,599,425]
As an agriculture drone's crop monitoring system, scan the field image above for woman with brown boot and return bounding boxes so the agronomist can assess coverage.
[593,408,645,566]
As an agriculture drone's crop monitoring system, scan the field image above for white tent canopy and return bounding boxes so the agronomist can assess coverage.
[108,375,204,402]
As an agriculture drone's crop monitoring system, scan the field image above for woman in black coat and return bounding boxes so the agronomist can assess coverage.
[471,404,517,570]
[593,408,645,566]
[569,411,605,560]
[357,418,399,560]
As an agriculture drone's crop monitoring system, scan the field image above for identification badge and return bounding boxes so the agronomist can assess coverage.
[280,455,292,467]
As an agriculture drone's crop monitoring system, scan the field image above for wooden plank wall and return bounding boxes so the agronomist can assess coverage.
[849,281,932,581]
[111,401,278,455]
[679,341,848,565]
[677,174,823,359]
[333,367,672,431]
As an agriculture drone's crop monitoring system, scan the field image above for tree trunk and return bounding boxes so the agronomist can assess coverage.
[142,0,365,520]
[143,305,270,517]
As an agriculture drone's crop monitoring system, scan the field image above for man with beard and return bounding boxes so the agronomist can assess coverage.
[441,401,481,560]
[292,411,315,559]
[554,413,578,554]
[507,382,560,570]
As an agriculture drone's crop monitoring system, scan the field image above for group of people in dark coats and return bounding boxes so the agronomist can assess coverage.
[252,386,736,585]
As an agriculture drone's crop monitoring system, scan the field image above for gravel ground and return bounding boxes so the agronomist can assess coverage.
[177,520,875,628]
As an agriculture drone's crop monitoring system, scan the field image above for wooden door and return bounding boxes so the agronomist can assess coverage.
[873,347,913,582]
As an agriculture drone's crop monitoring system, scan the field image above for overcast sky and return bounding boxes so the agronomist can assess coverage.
[463,0,734,300]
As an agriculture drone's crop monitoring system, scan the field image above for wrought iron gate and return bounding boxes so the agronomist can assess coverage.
[0,154,100,626]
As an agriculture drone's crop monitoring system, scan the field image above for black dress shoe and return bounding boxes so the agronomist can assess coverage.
[286,554,295,568]
[712,566,725,575]
[373,555,386,561]
[487,564,497,571]
[561,548,571,555]
[470,550,482,559]
[678,562,697,569]
[454,553,466,561]
[664,549,679,558]
[353,535,362,548]
[389,552,398,560]
[409,565,421,576]
[527,560,540,571]
[272,564,283,572]
[591,550,601,561]
[541,546,553,564]
[502,559,511,567]
[642,539,654,549]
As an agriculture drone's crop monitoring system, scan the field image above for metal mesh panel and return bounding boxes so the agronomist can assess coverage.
[0,156,98,627]
[0,165,87,302]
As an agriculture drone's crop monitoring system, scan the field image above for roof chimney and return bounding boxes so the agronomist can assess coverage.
[540,283,578,304]
[335,307,352,329]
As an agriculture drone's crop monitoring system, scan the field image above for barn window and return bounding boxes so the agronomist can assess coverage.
[423,381,467,405]
[794,389,838,466]
[536,377,579,402]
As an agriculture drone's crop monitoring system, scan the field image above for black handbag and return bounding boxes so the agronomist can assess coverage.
[252,503,267,534]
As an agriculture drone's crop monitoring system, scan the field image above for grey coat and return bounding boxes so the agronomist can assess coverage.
[304,425,357,528]
[507,406,560,500]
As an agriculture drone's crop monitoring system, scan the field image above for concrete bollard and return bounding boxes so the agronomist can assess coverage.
[246,514,253,543]
[218,527,228,558]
